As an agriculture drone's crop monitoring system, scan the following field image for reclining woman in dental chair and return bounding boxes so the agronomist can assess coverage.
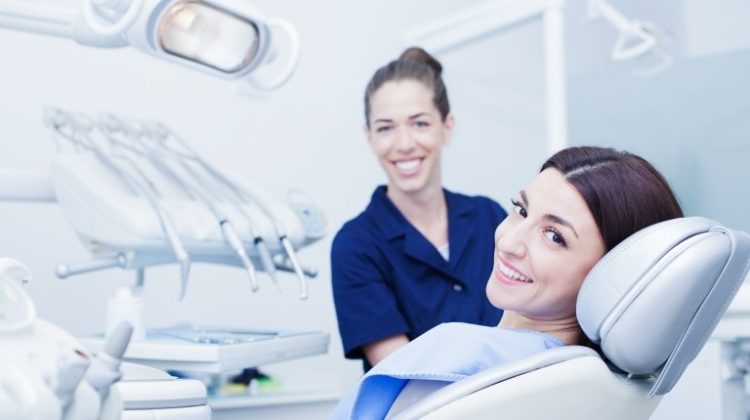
[331,145,750,419]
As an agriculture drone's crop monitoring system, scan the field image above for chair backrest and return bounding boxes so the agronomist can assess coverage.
[577,216,750,396]
[390,217,750,419]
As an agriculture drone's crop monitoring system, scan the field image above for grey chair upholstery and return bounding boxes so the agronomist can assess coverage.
[390,217,750,419]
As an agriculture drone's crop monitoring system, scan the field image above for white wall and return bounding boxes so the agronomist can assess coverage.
[3,0,748,418]
[0,0,549,414]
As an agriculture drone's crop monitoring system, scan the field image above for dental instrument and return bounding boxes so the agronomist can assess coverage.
[45,109,193,300]
[33,108,331,400]
[97,120,193,299]
[0,257,211,419]
[101,115,262,293]
[144,123,278,287]
[125,117,286,294]
[148,123,313,299]
[42,108,324,302]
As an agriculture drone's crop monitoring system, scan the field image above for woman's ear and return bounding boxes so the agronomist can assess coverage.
[363,123,372,143]
[442,113,455,145]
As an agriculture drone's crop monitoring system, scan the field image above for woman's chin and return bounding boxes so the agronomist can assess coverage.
[485,286,510,310]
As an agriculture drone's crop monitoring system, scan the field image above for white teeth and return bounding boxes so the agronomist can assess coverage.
[395,158,420,172]
[498,261,532,283]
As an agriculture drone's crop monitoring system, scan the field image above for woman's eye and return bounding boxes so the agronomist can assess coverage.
[376,126,392,133]
[413,121,429,128]
[510,198,527,218]
[544,229,567,247]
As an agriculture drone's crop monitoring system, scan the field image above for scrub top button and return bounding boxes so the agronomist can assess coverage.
[453,284,463,292]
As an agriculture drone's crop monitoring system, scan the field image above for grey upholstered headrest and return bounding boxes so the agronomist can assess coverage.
[577,217,750,396]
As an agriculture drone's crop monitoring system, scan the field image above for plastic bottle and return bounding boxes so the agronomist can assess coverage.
[106,287,144,341]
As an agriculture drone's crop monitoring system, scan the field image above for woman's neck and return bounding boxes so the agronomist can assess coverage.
[387,182,448,247]
[498,311,584,345]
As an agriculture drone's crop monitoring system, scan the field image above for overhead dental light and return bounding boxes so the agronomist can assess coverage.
[0,0,300,90]
[587,0,672,75]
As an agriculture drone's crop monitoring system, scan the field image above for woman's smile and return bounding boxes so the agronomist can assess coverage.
[494,257,533,285]
[393,157,423,176]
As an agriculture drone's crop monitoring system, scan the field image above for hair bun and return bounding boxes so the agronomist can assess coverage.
[399,47,442,77]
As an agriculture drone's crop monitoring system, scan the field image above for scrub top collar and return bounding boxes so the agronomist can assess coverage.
[367,185,476,285]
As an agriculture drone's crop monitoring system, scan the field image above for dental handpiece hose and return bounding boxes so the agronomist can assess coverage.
[155,124,307,297]
[131,136,260,293]
[220,218,259,291]
[174,161,261,292]
[161,128,279,282]
[58,118,191,298]
[279,234,308,299]
[98,126,191,298]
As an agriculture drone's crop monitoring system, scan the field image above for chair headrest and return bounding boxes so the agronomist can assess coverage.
[577,217,750,396]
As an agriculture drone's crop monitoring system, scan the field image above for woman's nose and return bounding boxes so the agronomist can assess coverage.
[394,126,416,151]
[496,223,527,259]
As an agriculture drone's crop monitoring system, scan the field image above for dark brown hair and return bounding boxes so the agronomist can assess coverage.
[364,47,450,127]
[541,146,683,251]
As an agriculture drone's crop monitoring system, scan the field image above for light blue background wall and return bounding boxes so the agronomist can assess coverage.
[569,50,750,233]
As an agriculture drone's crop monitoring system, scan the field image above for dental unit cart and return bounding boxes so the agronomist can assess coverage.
[80,327,330,375]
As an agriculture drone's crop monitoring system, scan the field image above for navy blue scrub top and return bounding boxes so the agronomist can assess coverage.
[331,186,507,370]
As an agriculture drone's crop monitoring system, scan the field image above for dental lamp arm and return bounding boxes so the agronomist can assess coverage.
[587,0,631,32]
[587,0,657,61]
[0,2,74,38]
[0,1,127,47]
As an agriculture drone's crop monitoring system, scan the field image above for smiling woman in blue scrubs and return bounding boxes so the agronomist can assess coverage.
[331,47,507,371]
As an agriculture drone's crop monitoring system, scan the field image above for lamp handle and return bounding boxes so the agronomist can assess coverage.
[247,18,301,91]
[82,0,144,37]
[611,22,656,61]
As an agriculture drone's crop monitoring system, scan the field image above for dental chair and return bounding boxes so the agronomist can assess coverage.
[389,217,750,420]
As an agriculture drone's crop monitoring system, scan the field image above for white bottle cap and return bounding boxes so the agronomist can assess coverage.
[106,287,145,341]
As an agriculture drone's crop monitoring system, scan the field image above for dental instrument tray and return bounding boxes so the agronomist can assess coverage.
[151,325,293,345]
[44,109,326,300]
[80,326,329,374]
